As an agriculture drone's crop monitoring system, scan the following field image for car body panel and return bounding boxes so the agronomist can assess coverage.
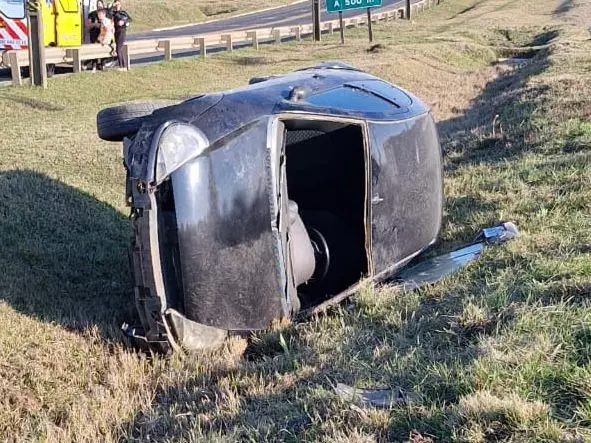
[126,67,429,187]
[369,114,443,275]
[170,119,286,330]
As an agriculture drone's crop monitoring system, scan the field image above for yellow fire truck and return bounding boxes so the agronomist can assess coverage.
[0,0,83,51]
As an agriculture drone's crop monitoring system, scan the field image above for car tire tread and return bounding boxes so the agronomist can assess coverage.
[97,102,175,142]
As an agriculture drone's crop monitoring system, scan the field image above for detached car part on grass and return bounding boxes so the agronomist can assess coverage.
[97,62,444,354]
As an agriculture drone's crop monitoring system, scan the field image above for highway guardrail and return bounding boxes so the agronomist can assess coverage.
[2,0,440,86]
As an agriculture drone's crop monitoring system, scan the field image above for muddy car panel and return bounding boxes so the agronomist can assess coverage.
[369,115,443,276]
[118,64,443,351]
[169,119,285,331]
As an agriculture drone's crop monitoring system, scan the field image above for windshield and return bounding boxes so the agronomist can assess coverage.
[0,0,25,19]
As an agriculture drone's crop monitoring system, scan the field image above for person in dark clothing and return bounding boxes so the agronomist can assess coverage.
[87,11,101,43]
[112,0,132,70]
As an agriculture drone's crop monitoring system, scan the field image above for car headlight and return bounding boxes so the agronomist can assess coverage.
[155,123,209,183]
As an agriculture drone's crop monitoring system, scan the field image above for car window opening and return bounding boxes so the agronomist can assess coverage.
[282,119,369,309]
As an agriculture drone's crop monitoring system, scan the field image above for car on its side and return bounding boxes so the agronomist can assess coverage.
[97,62,443,353]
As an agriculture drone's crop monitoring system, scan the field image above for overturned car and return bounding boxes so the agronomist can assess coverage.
[97,62,443,354]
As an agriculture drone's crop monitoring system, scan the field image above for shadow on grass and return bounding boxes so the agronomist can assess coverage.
[554,0,575,16]
[0,92,67,111]
[121,288,497,441]
[0,169,134,340]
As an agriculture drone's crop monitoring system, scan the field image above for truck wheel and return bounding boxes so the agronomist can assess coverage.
[96,101,176,142]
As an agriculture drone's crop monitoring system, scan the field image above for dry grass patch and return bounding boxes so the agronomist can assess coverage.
[453,391,555,441]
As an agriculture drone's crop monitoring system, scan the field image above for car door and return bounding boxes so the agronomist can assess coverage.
[170,118,289,331]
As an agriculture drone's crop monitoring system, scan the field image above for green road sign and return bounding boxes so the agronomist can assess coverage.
[326,0,382,13]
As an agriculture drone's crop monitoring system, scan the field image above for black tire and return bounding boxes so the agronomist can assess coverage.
[96,101,175,142]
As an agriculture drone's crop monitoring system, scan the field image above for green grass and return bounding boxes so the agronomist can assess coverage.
[1,0,591,441]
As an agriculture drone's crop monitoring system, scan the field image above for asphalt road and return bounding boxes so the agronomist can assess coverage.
[129,0,409,40]
[0,0,414,86]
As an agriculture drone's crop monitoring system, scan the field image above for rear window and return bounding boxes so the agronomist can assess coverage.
[306,86,397,113]
[305,80,412,113]
[349,80,413,107]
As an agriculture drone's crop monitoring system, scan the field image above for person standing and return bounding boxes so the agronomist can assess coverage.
[90,6,114,71]
[112,0,132,70]
[97,8,114,48]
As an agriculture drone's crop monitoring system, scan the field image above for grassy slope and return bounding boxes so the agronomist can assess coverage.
[123,0,296,32]
[1,0,591,441]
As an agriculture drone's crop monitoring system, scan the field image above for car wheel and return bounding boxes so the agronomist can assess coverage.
[299,210,366,298]
[96,101,176,142]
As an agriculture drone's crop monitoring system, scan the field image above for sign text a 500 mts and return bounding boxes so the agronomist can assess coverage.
[326,0,382,13]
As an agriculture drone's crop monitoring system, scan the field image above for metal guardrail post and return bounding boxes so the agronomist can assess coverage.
[72,49,81,73]
[221,34,233,52]
[326,22,334,34]
[406,0,411,19]
[8,52,22,86]
[247,31,259,50]
[292,27,302,41]
[162,40,172,61]
[194,38,207,58]
[273,29,282,44]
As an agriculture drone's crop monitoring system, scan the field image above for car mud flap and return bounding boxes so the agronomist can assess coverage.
[165,309,228,352]
[121,323,171,354]
[299,222,519,318]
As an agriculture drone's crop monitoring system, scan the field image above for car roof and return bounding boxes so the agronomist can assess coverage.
[174,62,427,119]
[147,62,430,146]
[129,63,432,184]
